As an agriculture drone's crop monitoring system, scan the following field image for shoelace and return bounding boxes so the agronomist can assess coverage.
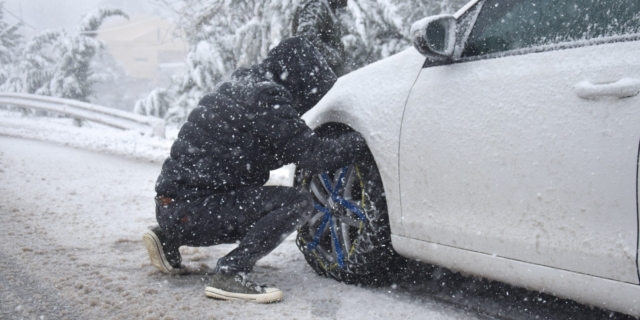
[234,274,265,293]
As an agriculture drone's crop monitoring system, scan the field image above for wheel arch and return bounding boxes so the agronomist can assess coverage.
[312,122,356,137]
[306,118,405,239]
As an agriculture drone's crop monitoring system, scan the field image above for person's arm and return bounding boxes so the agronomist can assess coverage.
[284,129,367,174]
[295,1,330,40]
[294,0,344,74]
[253,85,367,174]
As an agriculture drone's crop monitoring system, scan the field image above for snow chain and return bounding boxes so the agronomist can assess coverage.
[298,163,367,272]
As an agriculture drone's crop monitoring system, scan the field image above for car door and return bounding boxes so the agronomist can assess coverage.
[399,0,640,283]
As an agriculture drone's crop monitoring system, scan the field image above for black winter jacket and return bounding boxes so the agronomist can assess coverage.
[155,37,366,200]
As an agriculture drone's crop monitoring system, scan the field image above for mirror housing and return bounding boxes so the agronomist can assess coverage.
[411,15,456,60]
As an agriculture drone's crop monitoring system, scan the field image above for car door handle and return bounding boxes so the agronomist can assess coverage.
[575,78,640,99]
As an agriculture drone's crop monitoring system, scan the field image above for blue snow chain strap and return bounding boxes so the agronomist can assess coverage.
[322,168,367,222]
[308,203,332,252]
[329,216,345,269]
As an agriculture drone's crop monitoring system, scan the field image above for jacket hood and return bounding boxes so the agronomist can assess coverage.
[328,0,348,9]
[264,37,337,115]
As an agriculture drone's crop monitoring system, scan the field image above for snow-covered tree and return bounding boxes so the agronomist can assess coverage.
[134,88,171,118]
[142,0,299,122]
[1,7,128,102]
[141,0,466,123]
[0,2,23,86]
[339,0,467,71]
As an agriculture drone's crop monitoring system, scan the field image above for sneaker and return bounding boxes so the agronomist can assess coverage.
[205,273,283,303]
[142,226,186,275]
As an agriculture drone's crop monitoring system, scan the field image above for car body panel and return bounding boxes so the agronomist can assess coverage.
[392,234,640,316]
[301,0,640,315]
[302,47,426,236]
[400,39,640,284]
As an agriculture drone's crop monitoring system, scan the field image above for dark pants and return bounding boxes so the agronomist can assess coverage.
[155,186,313,274]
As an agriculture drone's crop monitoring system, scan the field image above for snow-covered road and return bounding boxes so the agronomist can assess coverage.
[0,136,480,320]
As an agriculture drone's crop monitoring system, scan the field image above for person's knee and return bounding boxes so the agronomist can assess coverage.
[290,189,313,227]
[291,188,313,211]
[271,187,313,223]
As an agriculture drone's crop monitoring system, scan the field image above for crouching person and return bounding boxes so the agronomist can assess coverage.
[142,37,366,303]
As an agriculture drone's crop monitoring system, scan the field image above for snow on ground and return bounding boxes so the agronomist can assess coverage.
[0,109,174,163]
[0,114,479,319]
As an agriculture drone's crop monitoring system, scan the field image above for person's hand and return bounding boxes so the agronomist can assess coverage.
[343,132,367,162]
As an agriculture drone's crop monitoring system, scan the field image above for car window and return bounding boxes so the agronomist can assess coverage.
[461,0,640,57]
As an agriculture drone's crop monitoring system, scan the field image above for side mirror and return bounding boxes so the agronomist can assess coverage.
[410,15,456,60]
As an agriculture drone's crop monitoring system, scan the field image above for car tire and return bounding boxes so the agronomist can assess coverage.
[295,127,399,285]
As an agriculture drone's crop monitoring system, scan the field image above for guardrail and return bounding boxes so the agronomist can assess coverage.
[0,93,165,138]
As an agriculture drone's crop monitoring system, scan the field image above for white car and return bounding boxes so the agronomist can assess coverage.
[294,0,640,316]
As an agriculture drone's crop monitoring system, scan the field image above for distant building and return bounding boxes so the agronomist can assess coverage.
[97,15,188,86]
[94,15,187,110]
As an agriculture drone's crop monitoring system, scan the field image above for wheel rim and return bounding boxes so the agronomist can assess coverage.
[305,165,368,270]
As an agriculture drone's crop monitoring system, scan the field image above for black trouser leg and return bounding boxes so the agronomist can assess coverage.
[155,186,313,273]
[214,187,313,273]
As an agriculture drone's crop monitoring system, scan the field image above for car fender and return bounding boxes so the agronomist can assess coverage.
[302,47,426,236]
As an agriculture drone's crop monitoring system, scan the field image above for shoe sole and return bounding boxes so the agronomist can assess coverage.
[204,287,283,304]
[143,230,179,274]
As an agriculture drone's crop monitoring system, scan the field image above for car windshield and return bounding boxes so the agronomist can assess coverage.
[463,0,640,57]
